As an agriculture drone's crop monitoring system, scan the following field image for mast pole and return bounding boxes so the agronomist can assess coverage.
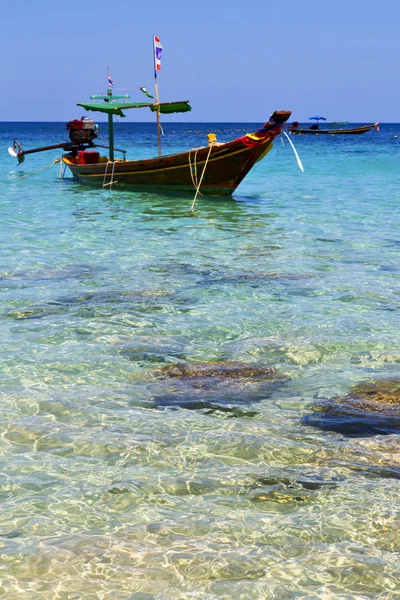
[108,111,115,162]
[153,36,162,157]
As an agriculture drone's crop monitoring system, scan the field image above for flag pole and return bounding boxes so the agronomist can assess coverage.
[153,36,162,157]
[107,67,114,162]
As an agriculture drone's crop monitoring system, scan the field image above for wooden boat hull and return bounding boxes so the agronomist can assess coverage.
[62,114,290,196]
[290,123,379,136]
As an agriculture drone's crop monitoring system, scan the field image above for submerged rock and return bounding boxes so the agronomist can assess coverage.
[347,380,400,406]
[249,473,338,508]
[156,361,286,381]
[303,379,400,437]
[4,304,67,320]
[117,338,186,364]
[0,531,23,539]
[251,491,306,504]
[253,475,338,491]
[0,264,97,281]
[209,271,316,285]
[345,465,400,481]
[56,289,172,306]
[153,361,289,416]
[154,396,259,418]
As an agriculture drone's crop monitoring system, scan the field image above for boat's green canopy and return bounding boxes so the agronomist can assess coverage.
[149,102,191,115]
[77,100,191,118]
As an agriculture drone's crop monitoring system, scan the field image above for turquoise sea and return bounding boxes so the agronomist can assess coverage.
[0,121,399,599]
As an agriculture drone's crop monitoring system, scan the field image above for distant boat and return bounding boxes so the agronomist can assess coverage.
[289,122,379,135]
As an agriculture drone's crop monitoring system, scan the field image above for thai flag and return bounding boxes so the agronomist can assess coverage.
[154,36,162,71]
[108,72,113,88]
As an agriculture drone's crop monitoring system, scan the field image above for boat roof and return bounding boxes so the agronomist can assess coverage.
[77,100,192,118]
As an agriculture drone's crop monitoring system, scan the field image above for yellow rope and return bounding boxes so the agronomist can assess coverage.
[17,158,60,180]
[188,147,201,189]
[190,142,215,212]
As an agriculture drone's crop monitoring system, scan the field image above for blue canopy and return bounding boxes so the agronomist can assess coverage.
[309,115,326,121]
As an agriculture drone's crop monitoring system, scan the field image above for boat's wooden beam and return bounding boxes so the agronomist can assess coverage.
[14,142,76,156]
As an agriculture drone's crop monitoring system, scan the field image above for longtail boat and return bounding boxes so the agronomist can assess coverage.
[8,89,292,196]
[289,122,379,135]
[65,92,291,195]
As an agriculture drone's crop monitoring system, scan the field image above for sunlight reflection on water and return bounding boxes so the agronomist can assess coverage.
[0,123,399,598]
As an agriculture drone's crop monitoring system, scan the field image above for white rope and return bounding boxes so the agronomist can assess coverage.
[283,131,304,172]
[103,161,118,189]
[110,161,116,189]
[17,157,60,180]
[102,161,109,187]
[190,143,215,212]
[59,159,67,179]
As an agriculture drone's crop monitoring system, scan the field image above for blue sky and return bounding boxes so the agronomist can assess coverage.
[2,0,399,122]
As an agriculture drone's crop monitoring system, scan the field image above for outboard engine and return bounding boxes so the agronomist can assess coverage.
[66,118,98,145]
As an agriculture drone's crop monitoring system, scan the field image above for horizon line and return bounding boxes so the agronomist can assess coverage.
[0,120,390,124]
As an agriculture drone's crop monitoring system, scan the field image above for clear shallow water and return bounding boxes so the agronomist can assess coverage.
[0,121,399,599]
